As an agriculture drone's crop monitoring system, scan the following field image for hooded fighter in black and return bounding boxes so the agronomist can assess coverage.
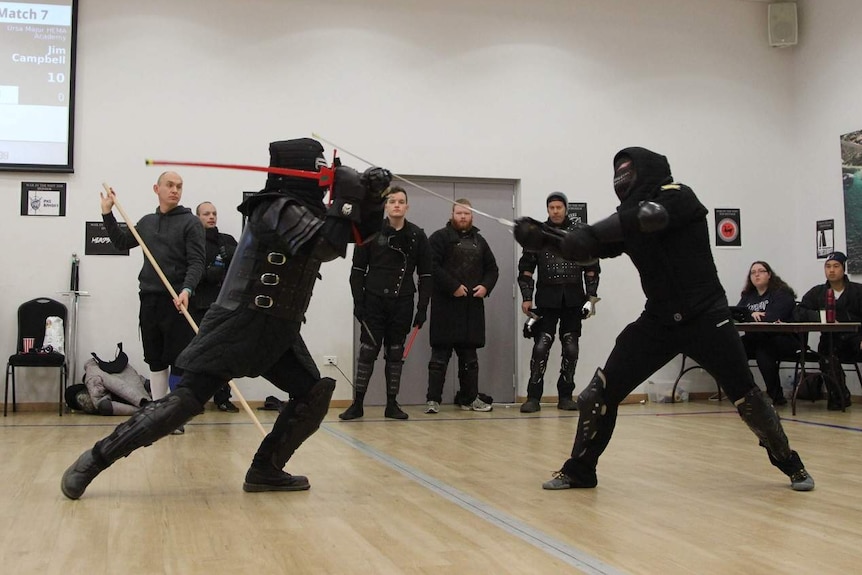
[61,138,392,498]
[514,146,814,492]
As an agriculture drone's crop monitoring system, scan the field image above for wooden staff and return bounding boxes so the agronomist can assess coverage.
[101,183,267,437]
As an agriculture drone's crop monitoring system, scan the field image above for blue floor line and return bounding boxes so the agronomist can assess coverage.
[322,423,628,575]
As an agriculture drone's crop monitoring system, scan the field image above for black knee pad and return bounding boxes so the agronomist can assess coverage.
[384,344,404,363]
[266,378,336,468]
[560,332,580,364]
[459,357,479,373]
[357,341,380,364]
[532,332,554,361]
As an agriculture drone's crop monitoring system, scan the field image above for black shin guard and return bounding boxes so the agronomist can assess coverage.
[564,368,618,473]
[353,342,378,396]
[528,332,554,400]
[384,344,405,397]
[252,378,336,471]
[735,387,792,462]
[557,332,580,399]
[93,387,204,466]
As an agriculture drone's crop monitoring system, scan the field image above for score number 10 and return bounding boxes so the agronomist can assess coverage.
[47,72,67,103]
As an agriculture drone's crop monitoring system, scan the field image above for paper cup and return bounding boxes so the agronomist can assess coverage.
[22,337,34,353]
[819,310,827,323]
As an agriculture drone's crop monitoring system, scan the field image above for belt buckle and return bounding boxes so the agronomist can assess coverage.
[260,272,279,286]
[267,252,286,265]
[254,295,274,309]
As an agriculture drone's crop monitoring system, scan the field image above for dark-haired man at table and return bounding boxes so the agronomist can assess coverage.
[799,251,862,410]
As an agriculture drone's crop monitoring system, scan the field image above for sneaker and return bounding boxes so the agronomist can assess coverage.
[520,398,541,413]
[557,397,578,411]
[170,425,185,435]
[424,401,440,414]
[338,402,364,421]
[243,466,310,492]
[542,470,574,490]
[384,403,409,420]
[542,467,598,489]
[217,400,240,413]
[790,468,815,492]
[460,398,492,412]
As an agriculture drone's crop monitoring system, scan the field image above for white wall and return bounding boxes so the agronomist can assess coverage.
[2,0,857,405]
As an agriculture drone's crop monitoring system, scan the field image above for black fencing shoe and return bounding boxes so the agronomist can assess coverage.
[384,402,408,420]
[61,449,103,500]
[243,466,310,492]
[217,400,240,413]
[557,398,578,411]
[339,402,364,421]
[520,398,541,413]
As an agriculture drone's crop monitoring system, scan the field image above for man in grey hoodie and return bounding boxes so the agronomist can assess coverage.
[100,171,205,407]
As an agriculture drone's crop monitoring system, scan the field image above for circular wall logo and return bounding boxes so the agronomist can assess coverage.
[717,218,739,243]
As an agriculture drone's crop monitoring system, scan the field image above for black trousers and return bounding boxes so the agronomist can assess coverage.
[603,308,756,405]
[360,293,414,350]
[177,305,320,405]
[426,345,479,404]
[191,307,233,404]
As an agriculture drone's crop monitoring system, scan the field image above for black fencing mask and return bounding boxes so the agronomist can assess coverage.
[613,155,636,201]
[91,342,129,374]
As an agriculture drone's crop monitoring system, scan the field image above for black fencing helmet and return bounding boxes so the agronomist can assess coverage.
[265,138,327,194]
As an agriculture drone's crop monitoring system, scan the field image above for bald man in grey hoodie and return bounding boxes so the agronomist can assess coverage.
[100,171,205,405]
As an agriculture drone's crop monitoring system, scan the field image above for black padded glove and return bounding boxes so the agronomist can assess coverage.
[413,307,427,328]
[360,167,392,202]
[513,217,547,251]
[328,166,365,222]
[560,225,600,265]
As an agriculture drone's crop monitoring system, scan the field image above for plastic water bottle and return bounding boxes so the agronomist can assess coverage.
[825,288,836,323]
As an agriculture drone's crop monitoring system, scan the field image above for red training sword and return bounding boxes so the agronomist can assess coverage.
[403,326,420,360]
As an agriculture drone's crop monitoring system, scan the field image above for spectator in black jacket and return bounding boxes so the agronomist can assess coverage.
[799,251,861,409]
[514,146,813,492]
[736,261,798,406]
[424,199,499,414]
[192,201,239,412]
[340,186,432,420]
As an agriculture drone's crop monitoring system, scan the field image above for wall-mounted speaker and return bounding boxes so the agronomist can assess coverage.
[768,2,798,48]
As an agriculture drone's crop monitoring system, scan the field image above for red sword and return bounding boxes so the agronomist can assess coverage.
[145,159,335,188]
[403,326,420,360]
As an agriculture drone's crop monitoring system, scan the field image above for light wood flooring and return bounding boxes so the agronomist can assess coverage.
[1,398,860,574]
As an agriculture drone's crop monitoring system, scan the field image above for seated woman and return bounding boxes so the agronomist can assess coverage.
[737,261,799,406]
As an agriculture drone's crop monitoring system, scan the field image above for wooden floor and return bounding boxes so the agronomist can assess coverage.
[1,398,860,575]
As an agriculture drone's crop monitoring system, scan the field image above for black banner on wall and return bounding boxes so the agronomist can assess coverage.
[714,208,742,248]
[85,221,130,255]
[816,219,835,259]
[567,202,588,225]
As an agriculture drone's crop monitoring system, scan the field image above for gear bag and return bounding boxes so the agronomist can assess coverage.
[794,372,824,401]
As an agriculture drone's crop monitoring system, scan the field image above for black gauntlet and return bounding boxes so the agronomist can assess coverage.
[517,272,535,302]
